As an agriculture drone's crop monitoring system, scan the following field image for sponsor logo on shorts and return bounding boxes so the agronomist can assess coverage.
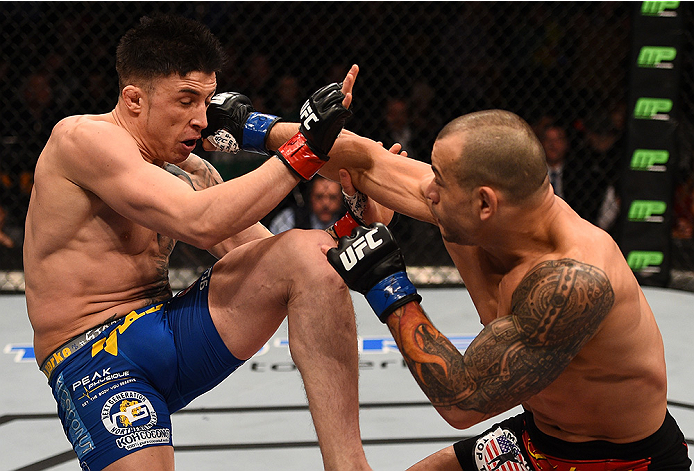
[72,368,132,392]
[115,428,171,451]
[101,391,157,436]
[91,305,162,358]
[474,427,530,471]
[56,373,95,459]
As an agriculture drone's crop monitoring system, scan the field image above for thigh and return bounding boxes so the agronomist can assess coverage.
[163,268,246,412]
[207,229,338,361]
[103,446,173,471]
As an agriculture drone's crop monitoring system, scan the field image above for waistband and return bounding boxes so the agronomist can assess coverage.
[39,318,120,381]
[525,409,680,460]
[39,303,165,381]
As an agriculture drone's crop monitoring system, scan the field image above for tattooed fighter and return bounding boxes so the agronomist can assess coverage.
[323,110,691,470]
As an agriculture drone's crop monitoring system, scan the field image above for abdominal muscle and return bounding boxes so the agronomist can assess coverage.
[26,235,173,365]
[523,354,668,444]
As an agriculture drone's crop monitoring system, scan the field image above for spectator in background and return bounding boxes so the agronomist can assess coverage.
[269,177,344,234]
[576,106,625,235]
[2,68,60,224]
[538,123,591,219]
[18,69,59,140]
[273,74,301,122]
[540,124,570,199]
[242,52,273,109]
[410,80,441,163]
[381,97,413,156]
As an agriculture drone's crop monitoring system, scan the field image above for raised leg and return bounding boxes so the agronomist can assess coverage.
[208,229,371,470]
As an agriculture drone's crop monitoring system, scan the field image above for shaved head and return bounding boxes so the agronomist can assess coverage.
[437,110,548,201]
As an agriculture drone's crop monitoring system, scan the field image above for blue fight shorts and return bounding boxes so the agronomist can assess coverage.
[40,267,245,471]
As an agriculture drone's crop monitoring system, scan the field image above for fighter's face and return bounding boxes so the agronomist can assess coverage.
[140,71,217,163]
[426,136,477,246]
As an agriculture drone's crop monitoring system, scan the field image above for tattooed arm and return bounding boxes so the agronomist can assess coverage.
[385,258,615,429]
[168,155,272,259]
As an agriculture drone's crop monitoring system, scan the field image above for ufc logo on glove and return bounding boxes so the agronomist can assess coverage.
[327,223,422,323]
[300,100,319,130]
[339,228,383,271]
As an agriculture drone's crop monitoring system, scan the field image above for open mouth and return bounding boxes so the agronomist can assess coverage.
[183,139,196,147]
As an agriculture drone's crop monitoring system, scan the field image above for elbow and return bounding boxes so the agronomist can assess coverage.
[434,406,486,430]
[176,219,221,250]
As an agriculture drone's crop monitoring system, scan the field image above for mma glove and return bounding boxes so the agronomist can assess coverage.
[203,91,281,154]
[327,223,421,323]
[275,82,352,181]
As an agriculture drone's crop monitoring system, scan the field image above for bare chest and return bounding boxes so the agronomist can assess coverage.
[94,206,175,259]
[459,265,527,326]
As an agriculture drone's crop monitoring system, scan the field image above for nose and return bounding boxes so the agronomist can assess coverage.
[191,104,208,131]
[425,177,439,204]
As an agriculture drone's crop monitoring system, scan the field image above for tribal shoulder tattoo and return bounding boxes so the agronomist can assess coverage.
[388,258,614,416]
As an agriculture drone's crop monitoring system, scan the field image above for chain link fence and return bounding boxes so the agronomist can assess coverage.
[1,2,693,291]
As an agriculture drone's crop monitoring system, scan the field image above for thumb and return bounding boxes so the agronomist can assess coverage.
[202,138,217,152]
[338,169,356,196]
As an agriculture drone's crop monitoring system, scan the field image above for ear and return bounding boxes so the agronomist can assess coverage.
[121,85,144,114]
[477,186,498,221]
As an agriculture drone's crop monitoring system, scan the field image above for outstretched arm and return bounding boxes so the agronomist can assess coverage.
[322,131,435,224]
[326,225,615,429]
[57,68,356,250]
[386,258,614,428]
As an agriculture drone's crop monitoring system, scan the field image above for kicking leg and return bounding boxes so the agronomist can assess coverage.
[208,229,371,471]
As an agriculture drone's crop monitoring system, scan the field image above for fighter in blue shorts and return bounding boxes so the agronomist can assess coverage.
[40,268,245,470]
[25,15,373,471]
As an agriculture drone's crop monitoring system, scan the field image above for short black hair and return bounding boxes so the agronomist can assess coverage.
[116,14,225,91]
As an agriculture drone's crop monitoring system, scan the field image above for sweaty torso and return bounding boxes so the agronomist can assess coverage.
[24,114,213,364]
[446,198,667,444]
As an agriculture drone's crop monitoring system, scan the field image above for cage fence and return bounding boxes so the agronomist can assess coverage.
[1,2,693,292]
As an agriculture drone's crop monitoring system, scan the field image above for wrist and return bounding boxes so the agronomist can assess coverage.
[327,212,360,241]
[242,112,281,154]
[365,271,421,323]
[275,131,329,181]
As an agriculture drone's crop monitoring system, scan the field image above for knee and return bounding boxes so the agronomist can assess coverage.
[278,229,347,288]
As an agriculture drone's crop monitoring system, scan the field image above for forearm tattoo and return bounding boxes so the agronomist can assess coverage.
[389,259,614,416]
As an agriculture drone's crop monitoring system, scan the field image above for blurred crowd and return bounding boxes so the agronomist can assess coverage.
[2,2,694,272]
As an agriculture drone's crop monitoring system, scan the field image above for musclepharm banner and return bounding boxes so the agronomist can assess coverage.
[618,2,682,286]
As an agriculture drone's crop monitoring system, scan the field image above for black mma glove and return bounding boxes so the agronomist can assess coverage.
[275,82,352,181]
[202,92,281,154]
[327,223,421,323]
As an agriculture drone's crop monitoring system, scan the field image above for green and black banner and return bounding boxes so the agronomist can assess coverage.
[619,1,683,286]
